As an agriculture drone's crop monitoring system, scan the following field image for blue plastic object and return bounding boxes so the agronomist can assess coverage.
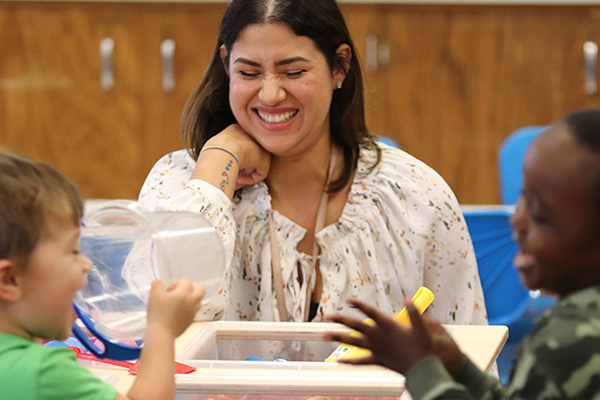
[462,207,529,326]
[72,305,141,361]
[375,135,400,149]
[498,126,548,204]
[72,236,142,361]
[245,356,288,362]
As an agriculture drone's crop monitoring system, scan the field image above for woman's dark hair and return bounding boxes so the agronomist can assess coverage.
[182,0,379,192]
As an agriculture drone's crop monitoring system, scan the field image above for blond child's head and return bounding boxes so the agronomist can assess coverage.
[0,148,90,341]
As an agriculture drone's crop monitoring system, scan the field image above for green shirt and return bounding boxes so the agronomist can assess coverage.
[0,334,118,400]
[406,285,600,399]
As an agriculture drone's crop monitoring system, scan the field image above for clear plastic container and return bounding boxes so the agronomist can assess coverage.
[74,200,226,343]
[174,321,406,400]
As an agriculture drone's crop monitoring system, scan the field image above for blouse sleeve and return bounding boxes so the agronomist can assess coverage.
[138,150,236,320]
[370,145,488,325]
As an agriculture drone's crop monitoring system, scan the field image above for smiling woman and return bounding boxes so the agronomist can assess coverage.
[138,0,488,327]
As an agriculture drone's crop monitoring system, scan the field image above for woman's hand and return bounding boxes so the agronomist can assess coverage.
[198,124,271,194]
[221,124,271,190]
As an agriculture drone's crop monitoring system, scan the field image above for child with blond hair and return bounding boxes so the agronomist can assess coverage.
[0,148,205,400]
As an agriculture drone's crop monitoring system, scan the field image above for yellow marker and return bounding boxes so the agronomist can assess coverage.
[325,286,435,362]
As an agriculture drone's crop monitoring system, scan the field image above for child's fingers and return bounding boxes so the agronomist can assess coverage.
[405,299,428,336]
[166,279,195,293]
[151,279,164,292]
[348,298,396,334]
[326,314,377,338]
[323,332,369,349]
[346,298,395,329]
[336,354,376,366]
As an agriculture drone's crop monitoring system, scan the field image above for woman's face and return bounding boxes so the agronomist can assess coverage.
[224,23,346,157]
[510,124,600,299]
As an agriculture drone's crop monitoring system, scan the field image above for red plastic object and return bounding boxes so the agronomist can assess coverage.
[69,346,196,375]
[68,346,134,369]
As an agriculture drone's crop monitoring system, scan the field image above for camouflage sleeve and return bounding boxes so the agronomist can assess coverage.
[504,305,600,399]
[406,355,504,400]
[406,289,600,400]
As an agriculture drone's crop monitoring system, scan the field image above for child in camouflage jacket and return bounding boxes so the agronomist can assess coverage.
[325,109,600,400]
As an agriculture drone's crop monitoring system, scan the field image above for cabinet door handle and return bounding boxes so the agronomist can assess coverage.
[365,34,390,73]
[100,37,115,91]
[161,39,176,93]
[584,41,598,96]
[365,34,378,72]
[378,41,390,69]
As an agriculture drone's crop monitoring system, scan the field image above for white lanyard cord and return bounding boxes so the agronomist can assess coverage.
[269,149,338,322]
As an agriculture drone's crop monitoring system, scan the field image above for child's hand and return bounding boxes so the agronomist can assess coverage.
[422,316,465,374]
[324,297,437,375]
[146,279,205,338]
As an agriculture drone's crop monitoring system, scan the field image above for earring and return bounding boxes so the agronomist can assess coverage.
[336,81,342,90]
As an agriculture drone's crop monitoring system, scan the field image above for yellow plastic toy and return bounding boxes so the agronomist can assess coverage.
[325,286,435,362]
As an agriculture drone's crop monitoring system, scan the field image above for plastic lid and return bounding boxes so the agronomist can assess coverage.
[74,200,226,343]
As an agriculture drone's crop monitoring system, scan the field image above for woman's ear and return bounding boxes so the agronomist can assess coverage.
[220,44,230,77]
[0,259,22,302]
[333,44,352,87]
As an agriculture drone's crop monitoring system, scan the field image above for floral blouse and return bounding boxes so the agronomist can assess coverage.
[138,143,488,325]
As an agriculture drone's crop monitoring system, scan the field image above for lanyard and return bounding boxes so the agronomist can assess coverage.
[269,149,338,322]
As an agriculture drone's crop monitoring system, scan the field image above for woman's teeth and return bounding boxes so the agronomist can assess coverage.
[257,110,297,123]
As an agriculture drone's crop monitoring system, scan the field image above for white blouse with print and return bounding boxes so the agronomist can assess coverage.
[138,143,488,325]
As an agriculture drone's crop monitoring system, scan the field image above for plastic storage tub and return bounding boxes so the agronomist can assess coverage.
[174,321,406,400]
[172,321,507,400]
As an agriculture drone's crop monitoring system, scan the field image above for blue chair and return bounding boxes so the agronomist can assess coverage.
[462,207,529,326]
[375,135,400,148]
[463,205,557,384]
[462,206,528,384]
[498,126,548,204]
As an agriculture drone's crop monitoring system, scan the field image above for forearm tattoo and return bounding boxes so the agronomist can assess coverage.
[219,160,234,191]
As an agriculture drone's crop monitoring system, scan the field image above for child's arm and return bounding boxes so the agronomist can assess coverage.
[324,298,502,400]
[324,297,456,374]
[116,279,204,400]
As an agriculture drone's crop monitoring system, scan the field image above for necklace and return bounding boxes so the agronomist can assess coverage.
[268,149,338,322]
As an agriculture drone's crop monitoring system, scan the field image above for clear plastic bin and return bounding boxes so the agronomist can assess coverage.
[174,321,407,400]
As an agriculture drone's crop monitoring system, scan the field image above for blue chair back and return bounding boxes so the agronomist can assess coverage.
[462,207,529,325]
[375,135,400,148]
[498,126,548,204]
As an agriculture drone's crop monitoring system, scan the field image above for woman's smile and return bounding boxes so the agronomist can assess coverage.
[255,109,298,123]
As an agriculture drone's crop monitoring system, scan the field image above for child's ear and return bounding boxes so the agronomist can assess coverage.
[0,260,22,302]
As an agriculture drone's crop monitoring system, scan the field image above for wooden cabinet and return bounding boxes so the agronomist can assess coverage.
[2,2,600,203]
[0,2,226,199]
[341,4,600,204]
